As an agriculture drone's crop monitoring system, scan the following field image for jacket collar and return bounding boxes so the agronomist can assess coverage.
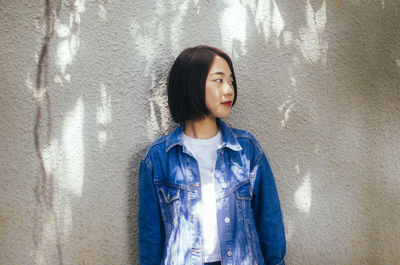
[165,119,242,152]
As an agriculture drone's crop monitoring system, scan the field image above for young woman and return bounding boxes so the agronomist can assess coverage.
[138,45,286,265]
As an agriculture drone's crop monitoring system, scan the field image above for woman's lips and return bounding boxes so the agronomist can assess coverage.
[221,101,232,106]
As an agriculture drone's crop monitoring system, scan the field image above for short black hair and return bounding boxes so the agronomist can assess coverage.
[167,45,238,124]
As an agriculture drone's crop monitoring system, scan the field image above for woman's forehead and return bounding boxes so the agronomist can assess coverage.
[209,56,232,75]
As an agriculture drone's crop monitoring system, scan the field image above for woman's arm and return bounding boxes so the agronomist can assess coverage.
[138,158,165,264]
[251,153,286,265]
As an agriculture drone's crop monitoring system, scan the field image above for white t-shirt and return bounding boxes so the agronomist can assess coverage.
[182,131,222,262]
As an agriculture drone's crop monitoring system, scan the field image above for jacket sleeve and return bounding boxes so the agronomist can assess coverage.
[251,152,286,265]
[138,158,165,264]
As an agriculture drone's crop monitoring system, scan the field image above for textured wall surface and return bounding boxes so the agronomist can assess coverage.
[1,0,400,264]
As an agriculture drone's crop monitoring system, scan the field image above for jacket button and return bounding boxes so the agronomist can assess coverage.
[221,183,227,189]
[227,250,232,257]
[224,217,230,223]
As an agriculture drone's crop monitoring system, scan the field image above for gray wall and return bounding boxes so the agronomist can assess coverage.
[1,0,400,264]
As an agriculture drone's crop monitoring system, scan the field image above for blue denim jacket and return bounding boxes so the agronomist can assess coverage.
[139,120,286,265]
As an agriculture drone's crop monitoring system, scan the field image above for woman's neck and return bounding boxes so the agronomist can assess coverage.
[183,116,219,139]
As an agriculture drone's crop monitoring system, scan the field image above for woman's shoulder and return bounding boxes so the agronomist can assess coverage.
[142,134,169,159]
[230,127,256,140]
[141,125,181,162]
[226,124,264,153]
[149,133,170,149]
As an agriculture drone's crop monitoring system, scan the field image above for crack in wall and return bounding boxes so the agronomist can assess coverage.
[33,0,64,264]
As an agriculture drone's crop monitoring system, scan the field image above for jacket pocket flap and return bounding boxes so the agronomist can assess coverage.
[235,184,252,200]
[158,186,180,203]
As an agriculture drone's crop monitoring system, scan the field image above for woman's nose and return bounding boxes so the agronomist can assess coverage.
[224,82,234,96]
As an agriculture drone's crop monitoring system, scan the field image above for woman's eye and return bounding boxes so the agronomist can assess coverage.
[229,80,234,85]
[215,79,222,83]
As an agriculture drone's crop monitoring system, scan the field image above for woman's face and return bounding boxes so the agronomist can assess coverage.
[205,55,235,119]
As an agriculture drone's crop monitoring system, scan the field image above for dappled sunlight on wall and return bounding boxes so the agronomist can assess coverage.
[31,97,85,264]
[62,97,85,197]
[294,173,312,214]
[128,1,186,144]
[55,0,85,80]
[242,0,284,46]
[271,0,285,44]
[278,96,296,128]
[168,0,201,54]
[146,70,173,140]
[96,83,112,149]
[2,0,399,263]
[129,22,159,73]
[28,0,87,264]
[219,0,248,57]
[297,0,328,66]
[98,1,109,21]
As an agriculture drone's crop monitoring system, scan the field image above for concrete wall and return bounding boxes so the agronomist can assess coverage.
[1,0,399,264]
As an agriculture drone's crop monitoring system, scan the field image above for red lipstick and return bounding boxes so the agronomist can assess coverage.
[222,101,232,106]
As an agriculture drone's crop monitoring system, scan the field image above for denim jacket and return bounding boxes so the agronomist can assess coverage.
[138,120,286,265]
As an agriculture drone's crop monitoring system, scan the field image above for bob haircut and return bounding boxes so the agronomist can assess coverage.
[167,45,238,124]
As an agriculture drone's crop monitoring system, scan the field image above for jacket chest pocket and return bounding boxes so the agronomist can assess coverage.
[156,185,180,226]
[235,183,253,224]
